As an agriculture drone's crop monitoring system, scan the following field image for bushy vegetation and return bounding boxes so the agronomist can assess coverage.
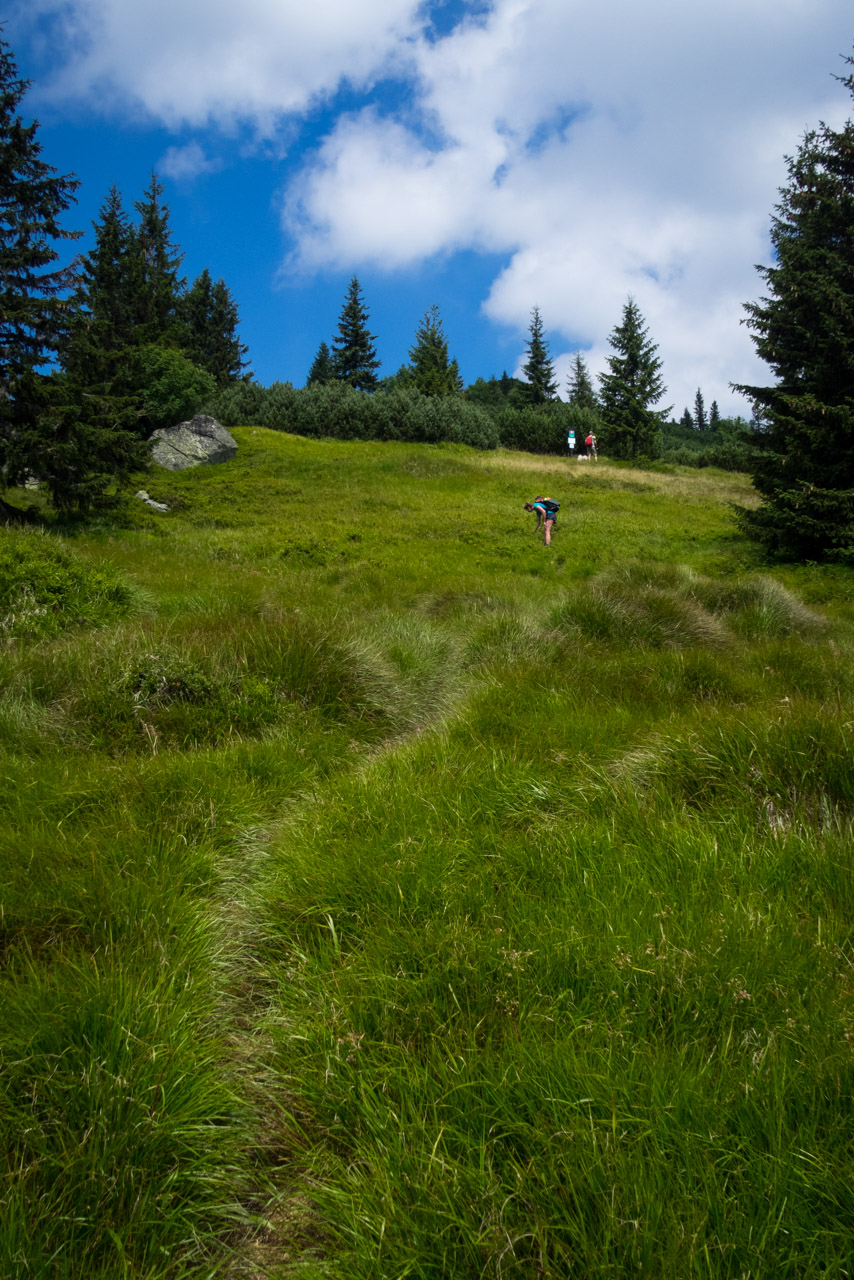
[2,429,853,1278]
[661,415,756,472]
[205,378,618,458]
[206,379,500,449]
[137,344,217,433]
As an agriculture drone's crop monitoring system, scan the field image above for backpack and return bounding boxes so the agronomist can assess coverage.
[536,498,560,516]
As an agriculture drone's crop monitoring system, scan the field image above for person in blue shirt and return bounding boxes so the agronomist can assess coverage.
[524,496,559,546]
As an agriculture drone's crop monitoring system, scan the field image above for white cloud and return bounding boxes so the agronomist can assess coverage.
[15,0,854,412]
[280,0,854,413]
[158,141,222,181]
[18,0,424,127]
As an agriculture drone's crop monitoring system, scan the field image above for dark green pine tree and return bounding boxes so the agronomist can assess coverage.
[694,388,707,431]
[408,304,462,396]
[734,55,854,559]
[181,268,249,387]
[0,38,79,400]
[332,276,381,390]
[566,351,598,411]
[521,306,558,403]
[130,173,185,345]
[680,407,694,430]
[306,340,334,385]
[709,400,721,428]
[598,296,669,459]
[0,35,147,513]
[63,186,136,393]
[59,184,147,462]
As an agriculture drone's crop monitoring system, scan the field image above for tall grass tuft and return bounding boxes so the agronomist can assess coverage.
[550,562,825,651]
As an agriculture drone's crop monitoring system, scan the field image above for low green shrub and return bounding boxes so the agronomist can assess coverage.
[204,381,500,449]
[661,440,755,472]
[204,377,270,427]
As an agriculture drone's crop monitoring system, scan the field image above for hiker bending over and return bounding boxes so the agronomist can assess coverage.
[524,496,560,546]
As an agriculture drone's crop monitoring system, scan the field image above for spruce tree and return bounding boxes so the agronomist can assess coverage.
[521,306,558,403]
[408,304,461,396]
[566,351,598,411]
[598,296,669,459]
[0,37,80,397]
[0,35,146,512]
[63,186,136,396]
[307,341,334,385]
[332,276,381,390]
[58,184,148,486]
[694,388,707,431]
[680,407,694,430]
[709,400,721,428]
[735,55,854,559]
[131,173,185,345]
[181,268,249,387]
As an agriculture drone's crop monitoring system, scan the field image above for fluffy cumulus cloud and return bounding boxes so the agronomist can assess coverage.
[282,0,854,412]
[17,0,424,126]
[16,0,854,411]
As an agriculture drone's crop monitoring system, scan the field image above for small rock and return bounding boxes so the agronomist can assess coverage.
[136,489,170,513]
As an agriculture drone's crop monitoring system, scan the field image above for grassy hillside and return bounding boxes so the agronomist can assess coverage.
[2,432,853,1279]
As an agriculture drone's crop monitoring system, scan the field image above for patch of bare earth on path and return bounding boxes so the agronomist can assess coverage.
[227,1191,328,1278]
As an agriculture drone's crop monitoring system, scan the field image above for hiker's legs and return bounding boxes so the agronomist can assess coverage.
[544,517,554,546]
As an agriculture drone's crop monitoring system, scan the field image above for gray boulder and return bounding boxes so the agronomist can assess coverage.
[149,414,237,471]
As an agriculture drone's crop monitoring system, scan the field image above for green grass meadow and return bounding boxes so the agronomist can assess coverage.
[2,430,853,1278]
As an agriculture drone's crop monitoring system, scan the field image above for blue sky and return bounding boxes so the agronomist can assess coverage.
[7,0,853,416]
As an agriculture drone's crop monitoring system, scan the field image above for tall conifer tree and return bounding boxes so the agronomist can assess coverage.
[598,297,669,459]
[307,341,334,385]
[694,388,707,431]
[181,268,249,386]
[131,174,185,345]
[735,56,854,558]
[63,186,135,393]
[521,306,558,403]
[332,276,380,390]
[0,35,147,511]
[408,305,461,396]
[566,351,598,411]
[0,36,79,399]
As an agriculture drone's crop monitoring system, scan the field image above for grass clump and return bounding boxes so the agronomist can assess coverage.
[0,608,460,756]
[551,562,825,651]
[610,704,854,827]
[0,527,136,640]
